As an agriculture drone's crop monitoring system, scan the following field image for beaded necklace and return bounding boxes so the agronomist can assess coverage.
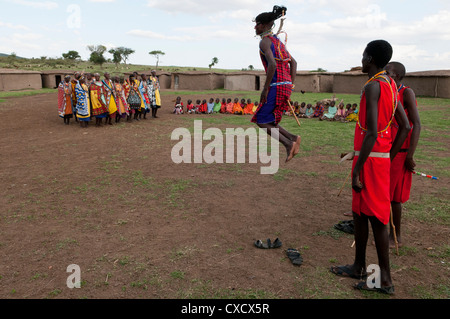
[358,70,398,134]
[259,31,291,63]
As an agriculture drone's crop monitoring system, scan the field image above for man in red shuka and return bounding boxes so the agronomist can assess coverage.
[385,61,421,248]
[330,40,410,295]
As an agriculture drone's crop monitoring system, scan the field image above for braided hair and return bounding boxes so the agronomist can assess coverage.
[255,5,286,25]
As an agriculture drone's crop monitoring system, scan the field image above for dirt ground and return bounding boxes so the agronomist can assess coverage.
[0,92,448,301]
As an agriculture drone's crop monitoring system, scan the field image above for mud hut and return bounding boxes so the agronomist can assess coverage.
[171,72,225,90]
[403,70,450,98]
[41,70,75,89]
[225,71,263,91]
[0,68,42,91]
[332,70,367,94]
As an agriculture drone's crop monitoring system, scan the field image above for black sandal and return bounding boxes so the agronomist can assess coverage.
[330,265,367,280]
[334,220,355,234]
[254,238,282,249]
[354,281,395,295]
[286,248,303,266]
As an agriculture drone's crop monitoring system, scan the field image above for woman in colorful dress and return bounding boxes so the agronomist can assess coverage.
[113,76,130,122]
[139,73,151,119]
[75,75,91,128]
[57,75,73,125]
[102,72,118,125]
[89,73,109,126]
[149,70,161,118]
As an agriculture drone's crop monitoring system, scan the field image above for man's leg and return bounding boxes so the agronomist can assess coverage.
[257,123,294,161]
[369,215,393,288]
[353,211,369,276]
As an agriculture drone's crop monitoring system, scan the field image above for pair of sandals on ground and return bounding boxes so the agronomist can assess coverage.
[254,238,303,266]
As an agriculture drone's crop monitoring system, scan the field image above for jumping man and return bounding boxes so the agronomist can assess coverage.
[251,5,301,163]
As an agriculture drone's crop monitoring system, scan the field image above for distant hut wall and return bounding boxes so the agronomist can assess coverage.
[403,76,450,98]
[0,73,42,91]
[332,74,366,94]
[293,74,321,93]
[158,74,171,90]
[318,74,334,93]
[172,73,225,90]
[41,73,70,89]
[436,77,450,98]
[225,75,258,91]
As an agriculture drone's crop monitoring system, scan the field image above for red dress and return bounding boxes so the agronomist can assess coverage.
[352,73,398,225]
[390,85,415,203]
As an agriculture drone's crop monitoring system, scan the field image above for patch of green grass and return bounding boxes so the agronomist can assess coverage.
[404,194,450,226]
[178,279,279,299]
[0,88,55,101]
[170,270,185,280]
[409,284,450,299]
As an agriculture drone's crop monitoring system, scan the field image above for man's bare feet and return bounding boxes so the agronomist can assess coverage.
[286,136,301,163]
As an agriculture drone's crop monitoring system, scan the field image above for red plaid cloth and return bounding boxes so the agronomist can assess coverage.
[252,34,293,125]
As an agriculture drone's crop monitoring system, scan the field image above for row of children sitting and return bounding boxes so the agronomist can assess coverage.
[286,101,359,122]
[173,97,260,115]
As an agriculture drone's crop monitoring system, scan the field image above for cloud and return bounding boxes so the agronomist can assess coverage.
[0,33,44,53]
[145,0,259,15]
[127,29,191,41]
[0,21,30,31]
[9,0,58,9]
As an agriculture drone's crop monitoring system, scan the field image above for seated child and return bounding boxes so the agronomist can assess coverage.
[173,96,184,114]
[298,102,307,117]
[213,98,221,113]
[240,98,247,112]
[252,101,259,114]
[220,98,227,113]
[345,103,358,122]
[305,103,314,118]
[232,98,243,115]
[207,98,214,114]
[243,98,254,115]
[225,98,234,114]
[321,100,337,121]
[195,99,202,114]
[309,102,324,118]
[334,102,346,121]
[200,99,208,114]
[186,99,195,114]
[293,101,300,114]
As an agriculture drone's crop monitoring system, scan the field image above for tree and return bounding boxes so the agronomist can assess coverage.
[87,45,107,67]
[149,50,165,70]
[62,50,81,60]
[108,47,135,68]
[118,47,134,65]
[209,57,219,69]
[108,48,122,69]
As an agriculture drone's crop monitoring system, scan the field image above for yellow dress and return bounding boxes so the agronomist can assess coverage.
[103,79,118,116]
[150,76,161,106]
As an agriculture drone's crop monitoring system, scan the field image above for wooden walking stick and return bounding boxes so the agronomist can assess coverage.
[338,171,351,197]
[287,99,301,127]
[390,206,399,256]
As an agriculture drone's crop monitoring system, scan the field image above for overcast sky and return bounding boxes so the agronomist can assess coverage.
[1,0,449,72]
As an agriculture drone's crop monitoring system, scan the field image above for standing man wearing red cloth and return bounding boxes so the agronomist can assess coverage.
[252,5,301,163]
[385,62,421,248]
[331,40,410,295]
